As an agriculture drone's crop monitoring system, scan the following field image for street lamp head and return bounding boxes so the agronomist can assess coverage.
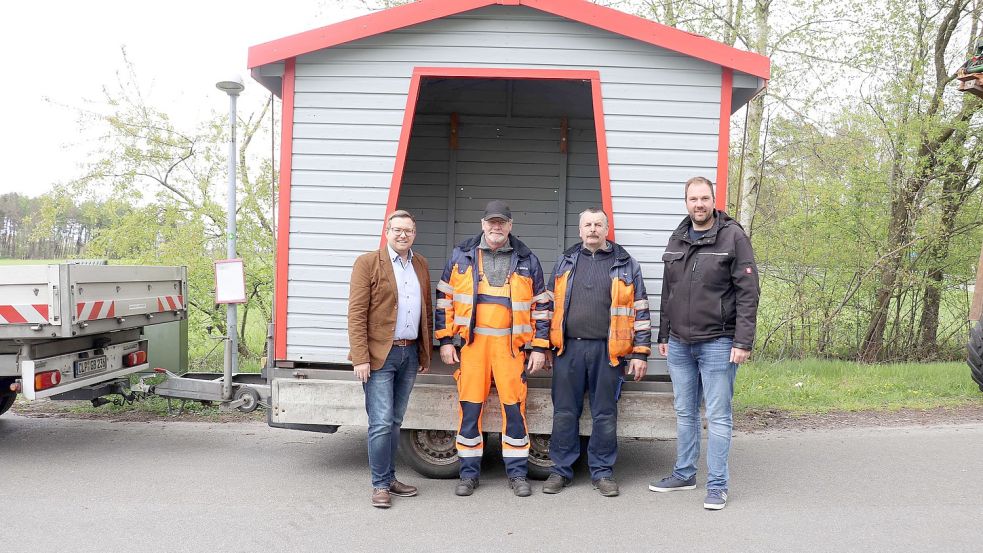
[215,75,245,95]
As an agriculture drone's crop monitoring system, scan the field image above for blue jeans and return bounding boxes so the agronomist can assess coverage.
[549,338,624,481]
[667,336,738,490]
[363,345,418,489]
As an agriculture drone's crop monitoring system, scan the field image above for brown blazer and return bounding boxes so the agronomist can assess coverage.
[348,247,433,370]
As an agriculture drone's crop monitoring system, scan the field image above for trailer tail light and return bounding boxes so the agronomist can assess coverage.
[123,351,147,367]
[34,370,62,392]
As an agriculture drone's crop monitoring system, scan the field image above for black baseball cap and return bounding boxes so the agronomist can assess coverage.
[482,200,512,221]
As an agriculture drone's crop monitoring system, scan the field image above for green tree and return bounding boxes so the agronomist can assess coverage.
[68,50,277,365]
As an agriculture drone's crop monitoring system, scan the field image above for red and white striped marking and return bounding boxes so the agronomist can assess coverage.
[75,295,184,322]
[0,304,49,325]
[156,295,184,312]
[76,300,116,321]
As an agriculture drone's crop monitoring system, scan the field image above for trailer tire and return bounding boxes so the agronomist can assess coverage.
[398,429,460,479]
[0,392,14,417]
[969,318,983,392]
[234,387,260,413]
[527,433,554,480]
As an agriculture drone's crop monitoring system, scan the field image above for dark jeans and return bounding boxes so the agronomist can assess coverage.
[549,338,624,480]
[363,345,418,489]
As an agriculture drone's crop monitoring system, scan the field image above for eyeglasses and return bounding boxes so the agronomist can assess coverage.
[388,228,416,236]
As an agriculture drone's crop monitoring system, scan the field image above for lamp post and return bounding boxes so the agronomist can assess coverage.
[216,75,244,401]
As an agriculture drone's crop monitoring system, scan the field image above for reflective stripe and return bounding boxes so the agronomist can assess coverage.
[512,324,532,334]
[633,299,649,310]
[476,294,510,307]
[502,449,529,457]
[531,310,552,320]
[611,307,634,317]
[502,435,529,447]
[456,434,482,447]
[453,316,471,326]
[634,320,651,330]
[511,301,531,311]
[473,327,510,336]
[457,449,484,458]
[453,293,473,305]
[436,299,453,309]
[533,291,554,303]
[437,280,454,295]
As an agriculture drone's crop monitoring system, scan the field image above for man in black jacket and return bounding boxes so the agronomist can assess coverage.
[649,176,759,511]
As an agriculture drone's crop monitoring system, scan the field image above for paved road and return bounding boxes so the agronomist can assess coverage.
[1,413,981,553]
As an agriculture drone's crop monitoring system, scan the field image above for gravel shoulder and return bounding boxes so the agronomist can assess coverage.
[736,404,983,432]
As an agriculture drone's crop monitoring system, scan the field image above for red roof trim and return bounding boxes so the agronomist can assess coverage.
[248,0,492,69]
[247,0,769,79]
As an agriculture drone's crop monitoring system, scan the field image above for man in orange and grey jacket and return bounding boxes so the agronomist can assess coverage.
[543,207,651,498]
[434,200,551,498]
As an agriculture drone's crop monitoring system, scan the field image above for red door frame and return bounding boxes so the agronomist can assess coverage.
[715,68,733,211]
[380,67,616,248]
[273,58,296,360]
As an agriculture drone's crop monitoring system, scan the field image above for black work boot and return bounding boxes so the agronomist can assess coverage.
[455,478,479,497]
[592,477,620,497]
[542,473,572,494]
[509,476,532,497]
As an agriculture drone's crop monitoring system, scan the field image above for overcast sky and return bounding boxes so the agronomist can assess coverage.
[1,0,368,198]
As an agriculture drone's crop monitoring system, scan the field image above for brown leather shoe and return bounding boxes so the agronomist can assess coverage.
[388,479,418,497]
[372,488,391,508]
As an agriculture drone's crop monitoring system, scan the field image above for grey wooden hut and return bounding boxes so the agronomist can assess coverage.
[248,0,770,369]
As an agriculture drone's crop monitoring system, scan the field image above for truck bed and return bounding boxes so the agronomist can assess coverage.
[0,264,187,342]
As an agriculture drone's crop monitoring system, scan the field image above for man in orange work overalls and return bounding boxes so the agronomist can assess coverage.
[434,200,551,498]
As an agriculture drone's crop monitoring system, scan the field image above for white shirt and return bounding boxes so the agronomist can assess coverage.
[388,245,421,341]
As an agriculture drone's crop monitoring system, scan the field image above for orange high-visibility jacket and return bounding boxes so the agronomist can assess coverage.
[434,233,551,353]
[549,241,652,366]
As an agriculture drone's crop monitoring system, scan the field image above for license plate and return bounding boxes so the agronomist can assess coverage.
[74,356,108,378]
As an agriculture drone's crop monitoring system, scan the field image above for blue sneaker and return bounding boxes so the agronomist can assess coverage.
[704,489,728,510]
[649,474,697,492]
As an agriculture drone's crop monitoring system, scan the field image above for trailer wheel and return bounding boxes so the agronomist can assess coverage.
[234,387,260,413]
[398,429,460,479]
[0,392,14,417]
[969,318,983,392]
[527,433,554,481]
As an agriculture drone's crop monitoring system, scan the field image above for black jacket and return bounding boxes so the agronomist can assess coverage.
[657,210,759,350]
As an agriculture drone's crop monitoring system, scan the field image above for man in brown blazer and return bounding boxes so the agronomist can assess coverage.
[348,209,433,509]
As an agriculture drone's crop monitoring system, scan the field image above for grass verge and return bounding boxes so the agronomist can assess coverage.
[735,359,982,413]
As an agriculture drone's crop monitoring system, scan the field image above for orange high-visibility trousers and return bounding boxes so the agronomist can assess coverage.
[454,256,530,479]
